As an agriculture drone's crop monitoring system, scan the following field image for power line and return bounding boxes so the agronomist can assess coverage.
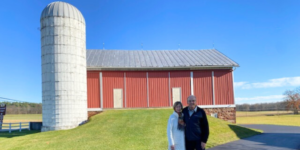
[0,97,39,103]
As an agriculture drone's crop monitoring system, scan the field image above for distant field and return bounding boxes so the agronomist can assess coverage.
[236,111,293,117]
[237,113,300,126]
[0,109,261,150]
[2,114,42,123]
[3,112,299,127]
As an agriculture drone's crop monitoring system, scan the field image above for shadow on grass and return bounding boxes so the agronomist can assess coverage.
[228,124,262,139]
[0,130,40,138]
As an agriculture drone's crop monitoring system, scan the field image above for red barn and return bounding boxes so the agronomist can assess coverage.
[86,49,239,123]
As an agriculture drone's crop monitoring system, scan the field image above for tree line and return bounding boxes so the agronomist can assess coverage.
[237,87,300,114]
[0,102,42,114]
[236,101,289,111]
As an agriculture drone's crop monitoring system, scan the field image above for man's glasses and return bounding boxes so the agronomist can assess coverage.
[188,100,195,103]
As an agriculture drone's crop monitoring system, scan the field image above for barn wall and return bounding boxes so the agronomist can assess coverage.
[193,71,213,105]
[102,72,124,108]
[87,69,234,109]
[170,71,191,107]
[214,70,234,105]
[148,72,169,107]
[87,72,100,108]
[126,72,147,108]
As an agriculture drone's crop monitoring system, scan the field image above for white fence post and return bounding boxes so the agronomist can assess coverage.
[9,123,11,133]
[3,122,31,133]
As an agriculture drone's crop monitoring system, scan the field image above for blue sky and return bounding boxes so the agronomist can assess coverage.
[0,0,299,104]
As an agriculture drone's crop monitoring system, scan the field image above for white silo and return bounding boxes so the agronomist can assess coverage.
[40,1,87,131]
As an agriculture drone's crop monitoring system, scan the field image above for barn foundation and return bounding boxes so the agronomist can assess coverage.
[203,107,236,123]
[88,111,103,118]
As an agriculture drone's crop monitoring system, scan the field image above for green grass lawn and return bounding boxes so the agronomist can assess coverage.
[237,114,300,126]
[0,109,261,150]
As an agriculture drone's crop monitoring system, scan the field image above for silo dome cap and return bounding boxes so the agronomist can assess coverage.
[40,1,85,24]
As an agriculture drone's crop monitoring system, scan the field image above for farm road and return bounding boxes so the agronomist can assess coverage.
[208,124,300,150]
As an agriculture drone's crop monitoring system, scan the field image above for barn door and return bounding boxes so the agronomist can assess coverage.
[113,89,123,108]
[172,87,181,105]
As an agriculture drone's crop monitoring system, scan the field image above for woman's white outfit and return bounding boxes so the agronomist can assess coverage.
[167,111,185,150]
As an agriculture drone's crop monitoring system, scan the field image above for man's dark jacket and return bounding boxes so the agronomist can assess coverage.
[183,106,209,143]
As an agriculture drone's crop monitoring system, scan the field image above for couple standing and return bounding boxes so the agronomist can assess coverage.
[167,95,209,150]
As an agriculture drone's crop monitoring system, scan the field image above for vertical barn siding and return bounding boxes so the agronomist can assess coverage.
[102,72,124,108]
[170,71,191,107]
[87,72,100,108]
[214,70,234,105]
[148,72,169,107]
[126,72,147,108]
[193,71,213,105]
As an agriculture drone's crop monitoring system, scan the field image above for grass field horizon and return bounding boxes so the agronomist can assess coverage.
[2,114,42,123]
[236,111,300,126]
[3,110,300,126]
[237,114,300,126]
[0,109,261,150]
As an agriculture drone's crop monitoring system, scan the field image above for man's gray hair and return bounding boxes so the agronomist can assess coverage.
[187,95,196,100]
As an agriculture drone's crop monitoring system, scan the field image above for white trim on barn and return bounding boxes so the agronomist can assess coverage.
[146,72,149,108]
[212,71,215,105]
[88,108,103,111]
[232,70,235,105]
[190,71,194,95]
[168,72,171,106]
[87,67,234,71]
[100,72,103,109]
[199,105,236,108]
[124,72,126,108]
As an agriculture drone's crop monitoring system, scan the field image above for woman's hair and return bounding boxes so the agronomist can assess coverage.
[173,101,183,111]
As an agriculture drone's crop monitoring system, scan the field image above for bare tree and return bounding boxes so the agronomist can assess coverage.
[283,88,300,114]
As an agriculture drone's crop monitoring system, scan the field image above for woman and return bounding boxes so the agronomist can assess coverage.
[167,101,185,150]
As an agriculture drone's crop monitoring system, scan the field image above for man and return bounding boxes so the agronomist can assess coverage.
[182,95,209,150]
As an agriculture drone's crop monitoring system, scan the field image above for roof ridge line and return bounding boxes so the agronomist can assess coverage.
[86,49,216,51]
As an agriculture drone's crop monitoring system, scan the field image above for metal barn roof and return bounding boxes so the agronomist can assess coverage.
[86,49,239,70]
